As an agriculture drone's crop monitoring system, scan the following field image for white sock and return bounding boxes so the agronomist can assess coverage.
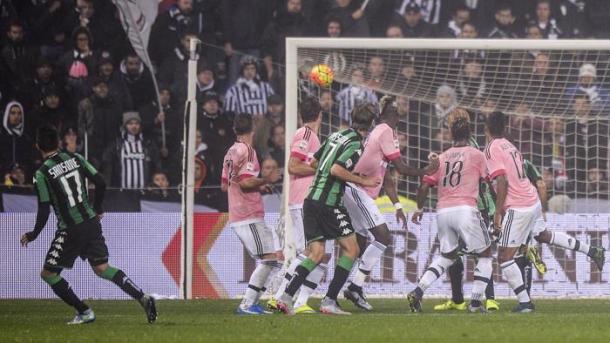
[243,260,277,306]
[500,260,530,303]
[352,241,386,288]
[471,257,493,302]
[294,263,327,308]
[418,256,454,291]
[260,261,281,298]
[551,232,590,254]
[274,254,305,300]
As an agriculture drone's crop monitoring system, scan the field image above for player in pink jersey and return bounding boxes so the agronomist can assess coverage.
[484,111,605,313]
[221,113,282,315]
[271,97,328,314]
[406,118,493,313]
[342,96,439,311]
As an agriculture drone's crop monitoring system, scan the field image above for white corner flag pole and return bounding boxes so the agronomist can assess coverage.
[181,37,199,300]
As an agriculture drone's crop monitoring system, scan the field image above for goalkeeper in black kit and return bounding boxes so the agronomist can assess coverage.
[20,125,157,325]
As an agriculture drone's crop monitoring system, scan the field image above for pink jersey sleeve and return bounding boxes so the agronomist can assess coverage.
[290,127,310,161]
[379,125,401,161]
[237,145,259,179]
[485,140,507,180]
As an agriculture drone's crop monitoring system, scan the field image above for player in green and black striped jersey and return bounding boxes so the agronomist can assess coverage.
[277,104,381,315]
[20,125,157,325]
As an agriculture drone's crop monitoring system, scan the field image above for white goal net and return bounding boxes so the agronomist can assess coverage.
[284,38,610,298]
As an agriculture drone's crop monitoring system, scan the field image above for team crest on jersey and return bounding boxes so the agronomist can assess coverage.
[394,139,400,149]
[345,159,353,168]
[245,162,254,172]
[297,140,308,151]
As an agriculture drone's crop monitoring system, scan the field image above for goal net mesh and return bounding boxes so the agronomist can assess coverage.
[289,42,609,297]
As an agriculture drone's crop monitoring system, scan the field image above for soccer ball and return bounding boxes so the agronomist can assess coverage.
[310,64,334,88]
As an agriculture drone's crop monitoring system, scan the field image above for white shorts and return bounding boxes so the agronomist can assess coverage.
[231,219,275,258]
[289,206,306,253]
[499,202,543,248]
[436,206,491,254]
[343,183,385,235]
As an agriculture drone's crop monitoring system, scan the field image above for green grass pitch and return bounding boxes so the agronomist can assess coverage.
[2,299,610,342]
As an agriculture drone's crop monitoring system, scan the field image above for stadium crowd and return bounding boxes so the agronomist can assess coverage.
[1,0,610,212]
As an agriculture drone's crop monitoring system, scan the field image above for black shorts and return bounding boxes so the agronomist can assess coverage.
[303,199,355,244]
[43,218,109,272]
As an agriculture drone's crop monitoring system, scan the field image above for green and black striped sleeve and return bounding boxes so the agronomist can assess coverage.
[524,159,542,185]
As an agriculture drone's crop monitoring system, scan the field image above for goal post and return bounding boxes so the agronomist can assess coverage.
[285,37,610,297]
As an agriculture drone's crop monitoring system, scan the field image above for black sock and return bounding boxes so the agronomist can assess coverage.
[325,265,351,300]
[515,255,532,295]
[448,257,464,304]
[51,278,89,314]
[112,270,144,300]
[285,265,311,297]
[485,277,495,300]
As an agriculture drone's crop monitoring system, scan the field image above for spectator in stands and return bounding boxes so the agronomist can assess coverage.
[159,31,201,105]
[487,3,518,38]
[525,22,544,39]
[456,57,486,106]
[327,0,370,37]
[557,0,590,38]
[399,57,422,96]
[58,27,97,112]
[26,0,73,61]
[195,64,219,103]
[69,0,124,54]
[23,57,63,110]
[517,52,564,113]
[224,55,275,117]
[260,157,282,191]
[0,101,33,177]
[140,85,182,160]
[392,2,433,38]
[459,21,478,39]
[385,24,404,38]
[254,94,284,158]
[367,55,386,90]
[336,63,378,125]
[149,0,201,67]
[31,87,72,135]
[325,15,342,37]
[60,127,79,154]
[221,0,275,84]
[102,111,161,190]
[565,63,610,114]
[395,0,442,25]
[77,77,122,167]
[266,124,286,168]
[262,0,310,82]
[1,19,37,100]
[97,52,132,111]
[434,84,457,126]
[442,4,471,38]
[3,163,27,187]
[586,164,609,199]
[564,92,609,192]
[319,89,339,136]
[147,171,173,200]
[197,92,234,183]
[119,52,156,111]
[531,0,564,39]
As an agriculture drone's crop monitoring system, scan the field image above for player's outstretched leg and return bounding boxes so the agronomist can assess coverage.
[320,235,359,315]
[434,256,466,311]
[469,253,493,313]
[238,259,280,315]
[41,269,94,325]
[293,263,327,314]
[498,247,534,313]
[535,230,606,271]
[345,232,386,311]
[408,255,456,313]
[93,263,157,323]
